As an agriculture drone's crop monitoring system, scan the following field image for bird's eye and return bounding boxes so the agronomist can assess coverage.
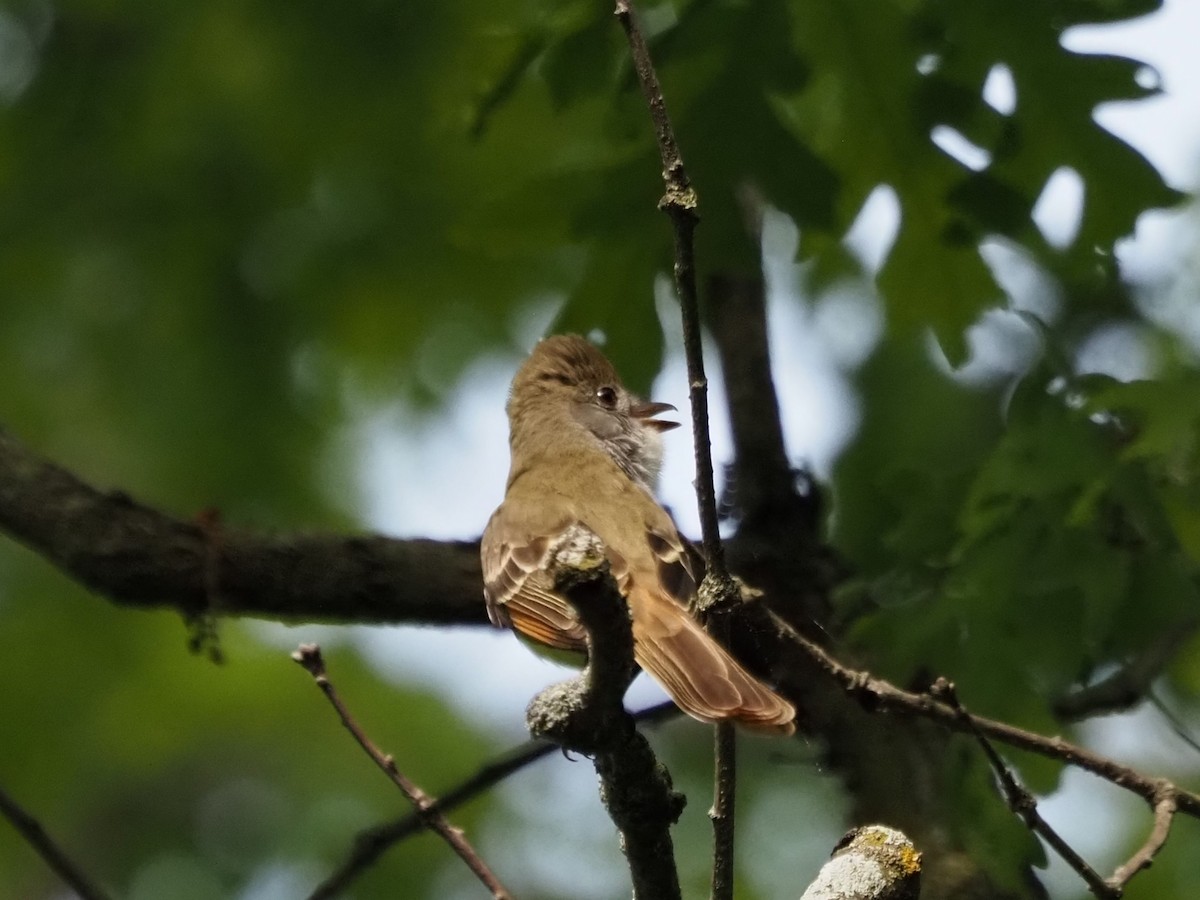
[596,386,618,409]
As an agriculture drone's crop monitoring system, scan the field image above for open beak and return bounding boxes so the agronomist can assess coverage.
[631,400,680,432]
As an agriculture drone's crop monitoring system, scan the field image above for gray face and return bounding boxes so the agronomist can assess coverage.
[570,383,671,490]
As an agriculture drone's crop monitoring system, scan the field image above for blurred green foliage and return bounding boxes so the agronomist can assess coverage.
[1,0,1199,897]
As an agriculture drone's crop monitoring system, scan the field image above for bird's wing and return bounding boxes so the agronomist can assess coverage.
[644,523,696,606]
[481,505,589,653]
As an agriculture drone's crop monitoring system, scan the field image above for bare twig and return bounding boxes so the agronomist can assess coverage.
[0,783,113,900]
[612,4,741,895]
[800,825,921,900]
[959,677,1186,898]
[709,721,737,900]
[291,644,512,900]
[613,0,722,581]
[1108,787,1177,892]
[1148,691,1200,756]
[768,612,1200,828]
[308,702,681,900]
[932,679,1115,899]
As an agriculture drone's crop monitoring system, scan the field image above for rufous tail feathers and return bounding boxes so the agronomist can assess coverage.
[627,586,795,735]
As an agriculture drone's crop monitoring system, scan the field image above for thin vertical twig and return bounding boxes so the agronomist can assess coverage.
[613,3,737,897]
[614,0,724,578]
[709,721,737,898]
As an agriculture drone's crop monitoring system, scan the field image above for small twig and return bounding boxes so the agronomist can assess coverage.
[307,702,681,900]
[291,644,512,900]
[0,783,113,900]
[709,721,737,900]
[932,679,1115,899]
[1148,690,1200,755]
[1108,786,1177,892]
[767,610,1200,822]
[306,739,557,900]
[613,0,722,579]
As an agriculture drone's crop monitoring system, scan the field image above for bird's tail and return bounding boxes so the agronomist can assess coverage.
[627,586,795,735]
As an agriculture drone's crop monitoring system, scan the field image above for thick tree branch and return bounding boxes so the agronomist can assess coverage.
[0,425,485,626]
[706,273,837,647]
[799,825,921,900]
[708,273,800,529]
[526,563,684,900]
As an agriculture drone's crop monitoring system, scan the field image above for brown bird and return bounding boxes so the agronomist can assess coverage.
[481,334,795,734]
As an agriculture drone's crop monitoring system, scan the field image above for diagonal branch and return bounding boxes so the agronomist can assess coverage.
[933,679,1115,899]
[307,701,681,900]
[292,644,511,900]
[1108,786,1177,892]
[943,674,1185,897]
[0,783,113,900]
[1053,620,1199,721]
[769,612,1200,820]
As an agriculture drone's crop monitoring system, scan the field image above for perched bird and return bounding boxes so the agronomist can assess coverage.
[481,334,795,734]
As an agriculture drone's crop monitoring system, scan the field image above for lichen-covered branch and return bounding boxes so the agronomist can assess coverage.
[800,826,921,900]
[0,783,113,900]
[525,564,684,900]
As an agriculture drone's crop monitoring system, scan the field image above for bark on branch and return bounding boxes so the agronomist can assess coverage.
[800,826,921,900]
[0,426,486,627]
[525,562,685,900]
